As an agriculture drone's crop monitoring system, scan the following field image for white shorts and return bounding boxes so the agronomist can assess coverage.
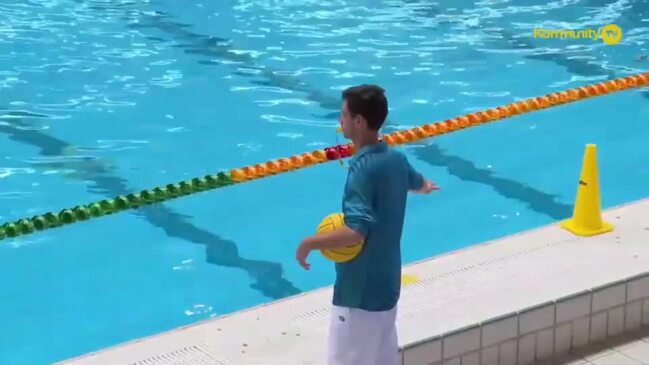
[328,305,399,365]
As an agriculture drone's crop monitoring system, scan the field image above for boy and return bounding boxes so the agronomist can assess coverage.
[296,84,438,365]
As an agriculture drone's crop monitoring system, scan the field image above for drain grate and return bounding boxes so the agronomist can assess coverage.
[132,345,230,365]
[290,307,331,332]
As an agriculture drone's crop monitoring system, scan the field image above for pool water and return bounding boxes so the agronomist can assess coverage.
[2,0,649,363]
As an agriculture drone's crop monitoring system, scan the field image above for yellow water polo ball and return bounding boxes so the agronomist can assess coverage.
[316,212,363,263]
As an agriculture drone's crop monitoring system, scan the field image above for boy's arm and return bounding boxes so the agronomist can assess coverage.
[342,167,375,240]
[407,159,425,191]
[299,168,375,252]
[407,158,440,194]
[301,226,364,250]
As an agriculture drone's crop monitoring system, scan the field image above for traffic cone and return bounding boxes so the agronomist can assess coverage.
[560,144,614,236]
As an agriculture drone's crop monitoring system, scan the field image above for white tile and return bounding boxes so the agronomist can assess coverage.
[519,304,555,335]
[592,283,626,312]
[499,339,517,365]
[578,345,614,361]
[642,300,649,325]
[518,333,536,365]
[536,328,554,360]
[442,327,480,359]
[565,360,589,365]
[625,301,642,331]
[555,322,572,355]
[560,358,589,364]
[607,306,625,336]
[590,312,607,342]
[480,345,498,365]
[556,292,591,324]
[461,351,479,365]
[572,317,590,347]
[619,339,649,362]
[543,353,589,365]
[616,339,647,352]
[627,275,649,302]
[481,314,518,347]
[590,352,643,365]
[442,358,460,365]
[403,339,441,365]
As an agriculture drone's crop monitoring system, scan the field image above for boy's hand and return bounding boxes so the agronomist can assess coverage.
[413,179,440,194]
[296,239,313,270]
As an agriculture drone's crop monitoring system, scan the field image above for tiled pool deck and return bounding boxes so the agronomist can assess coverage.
[59,197,649,365]
[531,327,649,364]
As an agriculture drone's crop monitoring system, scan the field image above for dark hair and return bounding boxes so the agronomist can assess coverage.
[342,84,388,131]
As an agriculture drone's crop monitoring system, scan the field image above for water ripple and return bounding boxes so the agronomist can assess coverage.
[255,98,314,107]
[24,156,99,165]
[358,38,409,47]
[0,109,52,120]
[277,132,303,139]
[96,139,149,146]
[150,70,183,88]
[261,114,336,128]
[461,91,511,97]
[0,167,36,179]
[86,97,137,107]
[0,191,32,199]
[0,0,159,134]
[93,47,159,59]
[230,85,294,94]
[184,304,214,317]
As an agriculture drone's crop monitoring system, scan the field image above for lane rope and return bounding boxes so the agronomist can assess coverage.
[1,72,648,241]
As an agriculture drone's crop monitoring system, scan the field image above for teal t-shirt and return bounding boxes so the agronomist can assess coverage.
[333,141,424,311]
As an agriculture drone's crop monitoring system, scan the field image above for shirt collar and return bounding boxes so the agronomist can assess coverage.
[351,140,387,163]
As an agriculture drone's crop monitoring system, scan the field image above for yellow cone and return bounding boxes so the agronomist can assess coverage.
[560,144,614,236]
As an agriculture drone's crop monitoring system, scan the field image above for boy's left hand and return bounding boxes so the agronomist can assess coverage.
[413,179,440,194]
[296,239,313,270]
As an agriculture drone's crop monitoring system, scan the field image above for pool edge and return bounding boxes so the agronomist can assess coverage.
[57,197,649,365]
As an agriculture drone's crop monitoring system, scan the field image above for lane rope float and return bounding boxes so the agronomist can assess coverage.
[1,72,648,242]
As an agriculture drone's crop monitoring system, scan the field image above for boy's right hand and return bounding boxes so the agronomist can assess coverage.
[413,179,440,194]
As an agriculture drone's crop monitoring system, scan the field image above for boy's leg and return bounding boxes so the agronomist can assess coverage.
[377,305,399,365]
[328,305,354,365]
[328,305,398,365]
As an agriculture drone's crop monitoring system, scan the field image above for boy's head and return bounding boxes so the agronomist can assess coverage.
[339,84,388,140]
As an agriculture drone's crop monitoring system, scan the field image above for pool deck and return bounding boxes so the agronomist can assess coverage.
[531,327,649,364]
[58,197,649,365]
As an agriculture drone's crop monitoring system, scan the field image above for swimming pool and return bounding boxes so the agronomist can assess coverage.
[2,0,649,363]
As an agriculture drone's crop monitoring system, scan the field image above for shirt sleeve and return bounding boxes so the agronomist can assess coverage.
[342,168,375,237]
[407,158,424,191]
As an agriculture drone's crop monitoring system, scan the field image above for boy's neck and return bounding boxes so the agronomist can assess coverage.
[352,132,381,150]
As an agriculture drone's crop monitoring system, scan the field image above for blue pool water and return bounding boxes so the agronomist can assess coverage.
[2,0,649,363]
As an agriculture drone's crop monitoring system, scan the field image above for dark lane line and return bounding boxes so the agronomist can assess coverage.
[0,116,301,299]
